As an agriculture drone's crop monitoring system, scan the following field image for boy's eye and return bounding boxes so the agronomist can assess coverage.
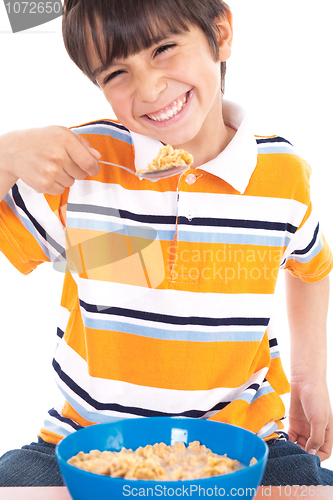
[104,70,125,84]
[154,43,176,57]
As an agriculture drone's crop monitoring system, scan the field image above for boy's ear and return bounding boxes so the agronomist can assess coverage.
[216,9,233,62]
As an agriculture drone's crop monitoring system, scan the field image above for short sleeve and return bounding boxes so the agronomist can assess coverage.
[281,158,333,282]
[0,181,68,274]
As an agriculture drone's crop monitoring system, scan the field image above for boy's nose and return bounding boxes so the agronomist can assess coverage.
[135,71,167,103]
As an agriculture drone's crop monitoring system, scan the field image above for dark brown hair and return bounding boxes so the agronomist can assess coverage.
[62,0,229,92]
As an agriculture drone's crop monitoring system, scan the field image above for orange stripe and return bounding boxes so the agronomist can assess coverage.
[73,327,271,390]
[167,241,284,294]
[266,357,290,395]
[38,428,64,445]
[210,391,286,435]
[62,400,97,428]
[0,199,50,270]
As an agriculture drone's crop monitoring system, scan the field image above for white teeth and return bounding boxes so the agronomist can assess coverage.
[147,93,188,122]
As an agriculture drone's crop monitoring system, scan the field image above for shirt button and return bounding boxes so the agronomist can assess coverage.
[185,207,195,221]
[185,173,197,185]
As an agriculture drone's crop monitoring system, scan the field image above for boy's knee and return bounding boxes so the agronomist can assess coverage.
[262,441,333,486]
[0,447,64,487]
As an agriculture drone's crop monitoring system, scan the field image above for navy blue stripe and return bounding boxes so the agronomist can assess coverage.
[247,383,260,391]
[120,209,176,225]
[66,203,297,234]
[52,359,229,418]
[79,299,269,328]
[256,137,293,146]
[48,408,82,431]
[11,185,65,256]
[66,203,176,226]
[72,120,129,132]
[178,217,297,233]
[52,360,262,418]
[57,328,64,339]
[269,338,278,348]
[291,223,319,256]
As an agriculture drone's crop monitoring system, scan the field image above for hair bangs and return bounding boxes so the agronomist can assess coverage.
[63,0,229,88]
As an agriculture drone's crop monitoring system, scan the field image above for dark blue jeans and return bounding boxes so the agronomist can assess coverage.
[0,438,333,486]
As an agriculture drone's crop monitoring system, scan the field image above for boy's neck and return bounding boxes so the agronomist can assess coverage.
[191,125,236,168]
[172,99,236,169]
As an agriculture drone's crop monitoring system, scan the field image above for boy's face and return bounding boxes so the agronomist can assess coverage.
[91,23,231,153]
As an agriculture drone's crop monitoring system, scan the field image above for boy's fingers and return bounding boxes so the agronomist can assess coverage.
[306,418,327,456]
[287,428,298,443]
[77,134,101,159]
[63,161,92,182]
[67,133,101,177]
[315,418,333,461]
[34,167,76,194]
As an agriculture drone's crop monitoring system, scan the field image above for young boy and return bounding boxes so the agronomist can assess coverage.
[0,0,332,487]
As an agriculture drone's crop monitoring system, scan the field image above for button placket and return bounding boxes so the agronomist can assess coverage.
[184,206,195,221]
[170,173,199,284]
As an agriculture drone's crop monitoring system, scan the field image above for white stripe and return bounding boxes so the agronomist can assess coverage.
[177,192,306,227]
[257,140,294,150]
[281,392,291,415]
[5,190,63,262]
[58,305,71,333]
[68,180,178,216]
[16,180,66,249]
[67,181,307,232]
[43,413,75,436]
[54,341,269,414]
[282,209,320,262]
[76,278,274,319]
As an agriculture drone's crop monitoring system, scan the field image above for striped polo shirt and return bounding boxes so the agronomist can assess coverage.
[0,101,332,444]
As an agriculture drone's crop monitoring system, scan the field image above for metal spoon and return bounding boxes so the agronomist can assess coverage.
[98,160,189,182]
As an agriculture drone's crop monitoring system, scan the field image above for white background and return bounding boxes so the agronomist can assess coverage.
[0,0,333,469]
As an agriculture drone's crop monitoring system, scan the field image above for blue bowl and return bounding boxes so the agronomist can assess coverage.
[56,417,268,499]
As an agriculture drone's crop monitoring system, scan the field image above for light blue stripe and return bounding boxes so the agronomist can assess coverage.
[4,194,59,262]
[257,146,294,155]
[258,422,278,439]
[66,217,176,242]
[55,381,126,424]
[42,419,73,437]
[66,216,125,233]
[73,125,133,145]
[236,385,274,405]
[288,239,323,264]
[179,230,290,247]
[270,350,281,359]
[81,313,265,342]
[252,385,274,402]
[66,217,292,247]
[236,391,254,403]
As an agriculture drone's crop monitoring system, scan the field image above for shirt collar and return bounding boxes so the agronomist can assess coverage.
[130,100,258,194]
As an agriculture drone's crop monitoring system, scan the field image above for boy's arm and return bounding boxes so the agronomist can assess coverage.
[285,272,333,461]
[0,126,100,201]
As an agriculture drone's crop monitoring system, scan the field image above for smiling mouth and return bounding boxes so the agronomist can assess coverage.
[146,91,190,122]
